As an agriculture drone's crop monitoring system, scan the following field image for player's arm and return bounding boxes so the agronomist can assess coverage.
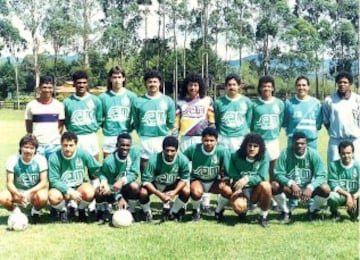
[58,102,65,134]
[322,101,330,129]
[316,103,323,130]
[207,97,215,127]
[327,162,339,191]
[173,104,181,136]
[167,98,176,132]
[278,100,285,128]
[248,158,269,186]
[6,171,23,199]
[167,155,190,197]
[132,102,140,132]
[48,155,69,195]
[309,153,327,190]
[245,99,253,127]
[166,180,186,199]
[273,152,292,186]
[85,152,101,178]
[25,120,33,134]
[95,97,103,130]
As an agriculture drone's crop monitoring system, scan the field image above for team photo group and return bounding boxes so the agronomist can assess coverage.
[1,66,359,229]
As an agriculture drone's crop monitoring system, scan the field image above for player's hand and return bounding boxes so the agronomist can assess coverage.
[20,191,30,207]
[117,197,128,210]
[98,183,111,195]
[346,195,355,211]
[112,179,124,193]
[165,190,176,201]
[290,183,301,198]
[231,189,243,201]
[301,187,312,202]
[159,193,171,203]
[69,190,82,202]
[234,178,247,191]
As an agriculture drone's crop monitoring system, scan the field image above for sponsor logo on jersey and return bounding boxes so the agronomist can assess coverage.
[182,104,206,118]
[108,106,130,121]
[71,109,95,126]
[142,110,166,126]
[61,169,84,187]
[287,167,311,186]
[16,173,39,187]
[256,114,279,130]
[221,111,244,127]
[159,100,168,110]
[155,173,178,185]
[75,158,83,168]
[193,166,219,180]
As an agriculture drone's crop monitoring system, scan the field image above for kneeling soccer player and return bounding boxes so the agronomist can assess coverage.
[48,132,101,222]
[139,136,190,222]
[0,134,48,224]
[95,133,141,224]
[272,132,330,223]
[228,133,272,227]
[328,141,360,221]
[183,127,232,221]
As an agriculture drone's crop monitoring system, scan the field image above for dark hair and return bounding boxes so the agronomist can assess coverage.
[107,66,127,91]
[295,75,310,86]
[40,75,54,86]
[144,70,162,82]
[335,71,353,84]
[180,73,205,98]
[19,134,38,154]
[292,132,307,142]
[116,132,132,146]
[201,126,218,139]
[338,140,354,153]
[72,70,88,82]
[236,133,266,161]
[61,132,78,144]
[258,75,275,95]
[162,136,179,150]
[225,73,241,85]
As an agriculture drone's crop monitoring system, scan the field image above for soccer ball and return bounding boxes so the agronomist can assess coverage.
[112,209,133,228]
[8,211,29,231]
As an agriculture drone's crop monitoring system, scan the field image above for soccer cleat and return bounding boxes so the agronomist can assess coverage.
[238,213,247,223]
[162,207,170,222]
[347,209,359,222]
[78,209,88,223]
[60,210,68,223]
[214,210,224,222]
[201,205,214,215]
[192,209,201,221]
[169,208,186,222]
[30,213,40,224]
[50,208,59,219]
[258,215,269,228]
[330,210,341,220]
[279,211,291,224]
[96,210,106,225]
[308,209,320,221]
[68,207,76,220]
[145,211,153,223]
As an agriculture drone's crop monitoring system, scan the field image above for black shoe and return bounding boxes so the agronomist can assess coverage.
[68,207,76,220]
[50,208,59,219]
[169,208,186,222]
[192,209,201,221]
[162,208,170,221]
[60,210,68,223]
[279,211,291,224]
[201,206,213,214]
[347,209,359,222]
[214,210,224,222]
[330,210,341,220]
[238,213,247,223]
[78,209,88,223]
[96,210,105,225]
[145,211,153,223]
[30,213,40,224]
[308,209,320,221]
[258,215,269,228]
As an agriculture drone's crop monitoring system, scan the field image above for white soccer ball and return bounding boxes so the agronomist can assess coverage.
[8,211,29,231]
[112,209,133,228]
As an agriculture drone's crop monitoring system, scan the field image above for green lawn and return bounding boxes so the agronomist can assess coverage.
[0,109,358,259]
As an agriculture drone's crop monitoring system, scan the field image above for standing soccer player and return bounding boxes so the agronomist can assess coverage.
[63,70,102,161]
[133,70,176,173]
[139,136,190,222]
[228,134,272,227]
[283,76,322,149]
[95,133,141,224]
[99,66,137,158]
[328,141,360,221]
[0,135,48,223]
[323,71,360,164]
[25,75,65,158]
[272,132,330,223]
[214,73,252,151]
[48,132,101,222]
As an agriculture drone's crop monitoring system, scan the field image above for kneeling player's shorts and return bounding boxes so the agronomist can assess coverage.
[140,136,165,159]
[265,139,280,161]
[218,136,244,152]
[102,136,118,154]
[77,133,100,156]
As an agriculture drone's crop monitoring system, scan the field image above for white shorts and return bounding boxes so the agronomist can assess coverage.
[102,136,118,154]
[218,136,244,151]
[140,136,165,159]
[180,136,202,152]
[37,143,61,159]
[77,133,100,156]
[265,139,280,161]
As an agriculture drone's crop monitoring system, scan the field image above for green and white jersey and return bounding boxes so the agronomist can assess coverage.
[251,97,284,141]
[133,94,175,137]
[141,151,190,186]
[48,148,101,194]
[184,143,229,182]
[214,94,252,137]
[99,89,137,137]
[227,152,269,187]
[328,159,360,194]
[100,146,141,185]
[64,93,102,135]
[6,154,47,190]
[274,147,327,189]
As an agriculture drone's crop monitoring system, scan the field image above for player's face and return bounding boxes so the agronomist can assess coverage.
[74,78,88,97]
[163,146,177,162]
[259,82,273,100]
[295,79,309,99]
[339,145,354,166]
[145,77,161,96]
[293,138,307,156]
[20,143,36,162]
[187,82,200,98]
[110,73,125,91]
[225,79,240,98]
[337,77,351,97]
[39,83,53,99]
[202,135,217,153]
[61,139,77,158]
[246,142,260,159]
[117,138,131,159]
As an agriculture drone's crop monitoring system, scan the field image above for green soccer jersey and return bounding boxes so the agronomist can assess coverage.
[251,97,284,141]
[184,143,229,182]
[64,93,102,135]
[133,94,175,137]
[328,160,360,194]
[227,152,269,187]
[214,94,252,137]
[141,151,190,186]
[274,147,327,189]
[99,89,137,137]
[6,154,48,190]
[100,146,141,185]
[48,148,101,194]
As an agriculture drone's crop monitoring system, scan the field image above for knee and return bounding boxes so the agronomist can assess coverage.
[48,189,63,205]
[260,182,272,196]
[190,187,203,200]
[220,185,232,198]
[80,184,95,201]
[179,184,190,198]
[138,187,149,201]
[271,181,281,194]
[319,184,331,197]
[128,182,140,195]
[32,190,48,205]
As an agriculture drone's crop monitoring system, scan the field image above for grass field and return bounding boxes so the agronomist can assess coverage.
[0,109,359,259]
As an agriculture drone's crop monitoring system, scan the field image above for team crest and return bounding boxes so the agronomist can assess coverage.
[273,105,280,114]
[211,156,218,165]
[239,102,247,112]
[353,169,358,179]
[86,100,95,110]
[160,100,168,110]
[76,158,83,168]
[122,96,130,106]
